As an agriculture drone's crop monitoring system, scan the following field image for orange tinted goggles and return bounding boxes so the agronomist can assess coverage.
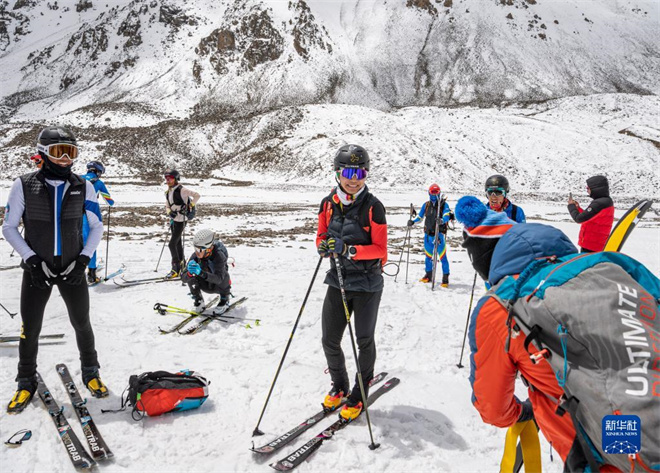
[37,143,79,160]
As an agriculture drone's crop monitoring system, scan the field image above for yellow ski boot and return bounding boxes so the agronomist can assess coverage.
[339,400,363,422]
[322,387,346,411]
[7,390,33,414]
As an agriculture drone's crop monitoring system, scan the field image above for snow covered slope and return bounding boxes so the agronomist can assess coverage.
[1,0,659,120]
[0,184,658,473]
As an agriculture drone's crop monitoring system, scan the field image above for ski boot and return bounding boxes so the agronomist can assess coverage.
[87,268,100,284]
[192,297,204,313]
[7,377,37,414]
[322,386,347,411]
[339,398,363,422]
[82,367,108,398]
[441,274,449,288]
[419,271,432,283]
[165,269,179,280]
[212,295,230,316]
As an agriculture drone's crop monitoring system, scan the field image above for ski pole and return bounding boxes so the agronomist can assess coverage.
[1,302,17,318]
[431,202,441,290]
[457,272,478,368]
[155,225,172,272]
[395,204,415,283]
[332,254,380,450]
[104,206,111,280]
[252,256,324,437]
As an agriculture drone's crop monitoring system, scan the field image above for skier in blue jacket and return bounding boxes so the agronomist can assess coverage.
[484,174,526,223]
[82,161,114,283]
[408,184,452,287]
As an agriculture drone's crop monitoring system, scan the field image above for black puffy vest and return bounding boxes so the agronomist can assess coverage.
[323,190,384,293]
[424,199,445,236]
[20,171,86,270]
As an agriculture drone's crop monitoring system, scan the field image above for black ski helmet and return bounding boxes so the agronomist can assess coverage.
[333,144,369,171]
[36,126,77,158]
[485,174,510,193]
[164,169,180,181]
[87,160,105,175]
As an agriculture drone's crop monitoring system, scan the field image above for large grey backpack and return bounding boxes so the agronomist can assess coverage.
[495,252,660,472]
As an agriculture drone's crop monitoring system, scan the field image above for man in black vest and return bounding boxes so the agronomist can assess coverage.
[2,126,107,413]
[316,144,387,422]
[163,169,200,279]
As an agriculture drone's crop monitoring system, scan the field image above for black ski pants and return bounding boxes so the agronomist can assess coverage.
[187,277,231,299]
[321,285,381,403]
[18,271,99,379]
[169,221,186,271]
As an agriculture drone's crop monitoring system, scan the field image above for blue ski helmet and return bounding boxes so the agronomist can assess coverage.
[87,160,105,175]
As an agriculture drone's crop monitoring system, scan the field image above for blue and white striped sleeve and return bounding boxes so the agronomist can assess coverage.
[81,180,104,257]
[2,178,36,261]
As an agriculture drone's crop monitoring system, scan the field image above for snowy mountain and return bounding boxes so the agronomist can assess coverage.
[0,0,658,194]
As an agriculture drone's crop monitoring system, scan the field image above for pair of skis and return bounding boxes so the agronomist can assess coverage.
[252,372,400,471]
[157,297,250,334]
[114,273,180,288]
[36,364,112,470]
[87,265,126,287]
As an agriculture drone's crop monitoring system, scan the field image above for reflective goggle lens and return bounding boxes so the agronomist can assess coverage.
[429,188,440,195]
[47,143,78,160]
[5,429,32,446]
[195,246,212,256]
[340,168,367,180]
[486,187,505,197]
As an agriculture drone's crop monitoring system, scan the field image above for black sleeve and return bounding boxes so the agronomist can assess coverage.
[201,252,227,285]
[371,200,387,225]
[568,197,613,223]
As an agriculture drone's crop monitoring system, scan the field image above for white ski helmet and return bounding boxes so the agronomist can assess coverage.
[193,229,215,249]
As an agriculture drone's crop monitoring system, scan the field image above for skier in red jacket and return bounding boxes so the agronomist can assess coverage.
[567,175,614,252]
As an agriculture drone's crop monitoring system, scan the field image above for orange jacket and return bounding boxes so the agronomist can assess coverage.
[469,295,577,461]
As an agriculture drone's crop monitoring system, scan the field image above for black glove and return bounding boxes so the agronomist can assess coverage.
[317,239,329,257]
[25,255,54,289]
[61,255,91,286]
[517,398,534,423]
[327,237,348,256]
[169,210,177,218]
[407,219,414,227]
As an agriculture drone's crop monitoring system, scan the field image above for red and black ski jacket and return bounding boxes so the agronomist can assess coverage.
[567,181,614,252]
[316,186,387,293]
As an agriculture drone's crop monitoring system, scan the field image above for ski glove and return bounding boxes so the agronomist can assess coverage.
[317,240,329,257]
[407,219,414,227]
[61,255,91,286]
[517,398,534,423]
[187,260,202,276]
[25,256,55,289]
[169,210,177,218]
[327,237,348,256]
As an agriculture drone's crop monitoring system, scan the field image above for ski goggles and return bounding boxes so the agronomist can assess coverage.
[194,245,213,257]
[486,187,506,197]
[339,168,368,180]
[5,429,32,446]
[36,143,78,162]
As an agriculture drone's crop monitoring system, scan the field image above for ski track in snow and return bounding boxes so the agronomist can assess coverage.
[0,185,658,472]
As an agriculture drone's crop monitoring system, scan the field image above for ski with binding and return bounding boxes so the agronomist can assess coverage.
[178,297,248,334]
[35,372,96,470]
[56,364,113,460]
[158,296,220,334]
[270,377,400,471]
[252,371,388,455]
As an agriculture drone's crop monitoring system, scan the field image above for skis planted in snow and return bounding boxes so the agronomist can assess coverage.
[56,364,113,460]
[157,296,221,334]
[251,372,388,456]
[604,199,653,252]
[270,377,400,471]
[178,297,248,335]
[35,372,96,470]
[0,333,65,343]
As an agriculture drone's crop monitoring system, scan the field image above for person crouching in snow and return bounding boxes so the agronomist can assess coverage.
[181,229,232,315]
